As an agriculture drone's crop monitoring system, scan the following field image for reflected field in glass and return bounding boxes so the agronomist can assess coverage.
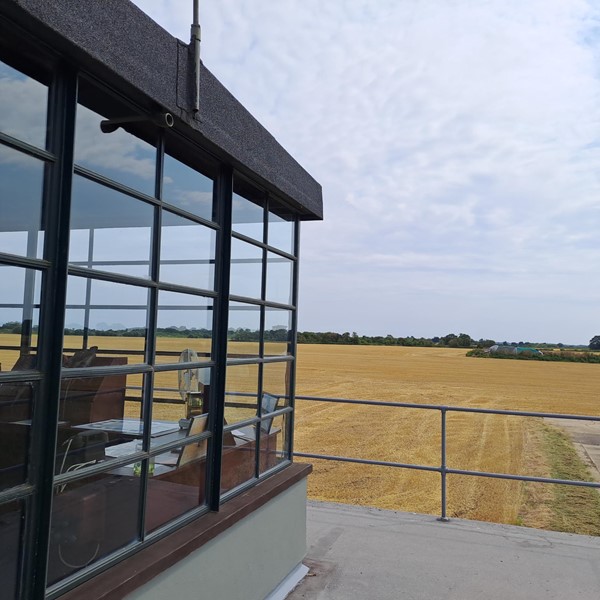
[224,363,258,426]
[155,291,213,364]
[64,276,148,365]
[228,301,260,358]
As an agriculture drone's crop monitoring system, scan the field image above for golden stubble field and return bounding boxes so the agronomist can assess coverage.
[3,335,599,529]
[293,344,600,529]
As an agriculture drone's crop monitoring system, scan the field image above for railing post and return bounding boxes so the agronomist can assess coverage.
[438,407,449,522]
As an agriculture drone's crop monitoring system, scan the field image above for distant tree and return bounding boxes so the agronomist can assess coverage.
[589,335,600,350]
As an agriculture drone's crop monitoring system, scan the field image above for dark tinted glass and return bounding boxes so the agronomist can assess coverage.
[0,148,45,259]
[69,176,154,278]
[0,382,35,491]
[48,469,141,585]
[0,60,48,148]
[0,500,25,599]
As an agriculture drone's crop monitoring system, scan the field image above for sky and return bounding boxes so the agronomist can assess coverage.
[130,0,600,345]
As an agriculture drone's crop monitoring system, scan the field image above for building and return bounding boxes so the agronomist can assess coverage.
[0,1,322,598]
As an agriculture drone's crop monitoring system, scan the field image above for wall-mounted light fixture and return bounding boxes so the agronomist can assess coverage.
[99,112,174,133]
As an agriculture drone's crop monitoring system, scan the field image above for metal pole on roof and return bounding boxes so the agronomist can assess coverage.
[191,0,201,113]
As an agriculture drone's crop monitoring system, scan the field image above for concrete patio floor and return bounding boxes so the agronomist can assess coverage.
[288,501,600,600]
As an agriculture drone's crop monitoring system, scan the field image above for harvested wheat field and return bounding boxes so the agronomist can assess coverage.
[293,344,600,534]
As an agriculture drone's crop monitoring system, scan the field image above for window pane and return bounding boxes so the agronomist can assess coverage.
[259,413,289,474]
[228,302,260,358]
[266,252,293,305]
[150,367,211,449]
[69,176,154,278]
[74,102,156,196]
[0,265,41,370]
[64,276,148,365]
[0,60,48,148]
[0,382,35,490]
[220,436,257,495]
[160,211,215,290]
[230,238,263,300]
[0,500,25,599]
[0,148,45,259]
[145,433,209,533]
[56,373,146,475]
[163,153,213,221]
[264,308,292,357]
[48,469,141,585]
[267,204,295,255]
[224,363,258,426]
[262,362,291,408]
[156,291,213,364]
[232,192,264,241]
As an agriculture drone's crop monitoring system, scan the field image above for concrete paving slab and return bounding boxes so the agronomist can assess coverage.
[288,501,600,600]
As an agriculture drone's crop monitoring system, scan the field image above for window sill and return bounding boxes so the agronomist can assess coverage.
[57,462,312,600]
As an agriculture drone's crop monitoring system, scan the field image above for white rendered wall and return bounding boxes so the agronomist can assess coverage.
[126,478,308,600]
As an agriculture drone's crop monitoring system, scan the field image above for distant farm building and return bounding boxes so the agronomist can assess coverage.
[487,345,543,357]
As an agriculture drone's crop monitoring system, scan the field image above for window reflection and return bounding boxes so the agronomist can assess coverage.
[155,292,213,364]
[228,302,260,357]
[48,469,141,585]
[230,238,263,300]
[0,382,34,490]
[262,362,291,408]
[224,363,258,426]
[0,265,41,370]
[264,308,292,357]
[0,148,45,259]
[69,176,154,278]
[74,102,156,196]
[163,153,214,221]
[64,276,148,365]
[55,372,144,475]
[0,500,24,598]
[259,413,289,474]
[151,368,211,439]
[160,211,216,290]
[266,252,293,305]
[267,204,295,255]
[0,60,48,148]
[232,192,264,241]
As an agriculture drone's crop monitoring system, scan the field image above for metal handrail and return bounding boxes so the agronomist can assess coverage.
[292,394,600,521]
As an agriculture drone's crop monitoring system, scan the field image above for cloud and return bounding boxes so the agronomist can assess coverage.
[132,0,600,342]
